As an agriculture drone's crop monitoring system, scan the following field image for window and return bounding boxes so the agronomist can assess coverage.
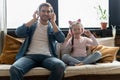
[7,0,45,28]
[58,0,109,28]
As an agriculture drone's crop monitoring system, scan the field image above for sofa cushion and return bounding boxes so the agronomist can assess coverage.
[0,35,119,64]
[90,45,119,63]
[0,35,23,64]
[1,61,120,77]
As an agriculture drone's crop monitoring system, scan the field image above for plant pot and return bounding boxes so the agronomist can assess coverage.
[100,22,107,29]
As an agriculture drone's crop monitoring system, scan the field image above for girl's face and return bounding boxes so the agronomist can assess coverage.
[71,25,83,35]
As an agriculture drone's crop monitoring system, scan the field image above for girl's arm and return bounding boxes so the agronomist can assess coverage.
[62,32,72,48]
[84,30,98,46]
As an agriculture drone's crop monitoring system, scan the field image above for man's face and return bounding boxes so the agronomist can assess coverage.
[39,6,52,22]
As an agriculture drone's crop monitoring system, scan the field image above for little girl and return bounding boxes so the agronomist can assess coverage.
[61,19,102,66]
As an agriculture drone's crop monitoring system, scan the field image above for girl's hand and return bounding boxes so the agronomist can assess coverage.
[84,30,92,37]
[65,32,72,41]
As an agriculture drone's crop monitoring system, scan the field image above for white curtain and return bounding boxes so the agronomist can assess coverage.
[0,0,7,53]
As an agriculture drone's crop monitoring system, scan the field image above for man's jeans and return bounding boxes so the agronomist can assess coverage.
[9,54,66,80]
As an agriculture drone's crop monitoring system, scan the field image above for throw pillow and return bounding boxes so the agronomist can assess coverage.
[90,45,119,63]
[0,35,23,64]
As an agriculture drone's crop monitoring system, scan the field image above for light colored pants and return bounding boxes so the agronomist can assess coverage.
[62,51,102,66]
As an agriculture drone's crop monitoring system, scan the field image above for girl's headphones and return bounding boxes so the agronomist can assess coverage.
[69,27,73,35]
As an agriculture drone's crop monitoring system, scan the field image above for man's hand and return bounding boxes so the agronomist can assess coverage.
[33,11,39,21]
[25,11,39,27]
[49,13,56,23]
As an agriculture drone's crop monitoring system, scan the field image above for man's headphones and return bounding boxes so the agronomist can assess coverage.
[37,7,54,13]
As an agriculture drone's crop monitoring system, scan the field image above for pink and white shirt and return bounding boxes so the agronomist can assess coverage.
[61,35,98,57]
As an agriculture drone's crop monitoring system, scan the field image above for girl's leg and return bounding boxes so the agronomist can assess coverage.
[62,54,81,66]
[82,51,102,64]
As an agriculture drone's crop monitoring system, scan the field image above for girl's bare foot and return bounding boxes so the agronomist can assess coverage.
[75,62,84,66]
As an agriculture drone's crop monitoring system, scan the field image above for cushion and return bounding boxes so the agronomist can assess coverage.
[0,35,23,64]
[1,61,120,77]
[90,45,119,63]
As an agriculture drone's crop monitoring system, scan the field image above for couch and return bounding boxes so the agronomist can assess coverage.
[0,35,120,80]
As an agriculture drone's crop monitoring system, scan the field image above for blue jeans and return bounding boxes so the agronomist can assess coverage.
[9,54,66,80]
[62,51,102,66]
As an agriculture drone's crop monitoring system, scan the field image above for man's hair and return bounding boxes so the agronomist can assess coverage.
[38,2,54,12]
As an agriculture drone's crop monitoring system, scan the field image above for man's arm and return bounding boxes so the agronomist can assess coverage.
[49,13,59,32]
[15,11,38,37]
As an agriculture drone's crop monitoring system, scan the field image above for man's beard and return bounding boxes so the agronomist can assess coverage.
[41,15,49,21]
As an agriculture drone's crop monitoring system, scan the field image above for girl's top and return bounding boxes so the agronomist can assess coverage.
[61,35,98,57]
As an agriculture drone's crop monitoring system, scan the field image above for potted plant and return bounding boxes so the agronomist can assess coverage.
[95,5,108,29]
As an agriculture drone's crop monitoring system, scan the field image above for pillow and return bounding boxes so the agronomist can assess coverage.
[0,35,23,64]
[90,45,119,63]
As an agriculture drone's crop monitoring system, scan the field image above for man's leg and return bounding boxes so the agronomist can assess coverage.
[9,56,38,80]
[41,57,66,80]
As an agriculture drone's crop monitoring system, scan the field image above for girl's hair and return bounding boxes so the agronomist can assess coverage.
[68,19,84,53]
[71,36,74,53]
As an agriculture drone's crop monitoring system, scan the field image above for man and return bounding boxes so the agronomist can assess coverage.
[9,2,66,80]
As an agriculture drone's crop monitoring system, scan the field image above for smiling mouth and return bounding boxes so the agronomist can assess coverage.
[43,15,49,18]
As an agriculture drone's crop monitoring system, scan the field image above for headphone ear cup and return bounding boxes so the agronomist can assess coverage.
[82,28,84,33]
[51,9,54,13]
[69,29,73,35]
[37,7,39,14]
[36,10,39,15]
[36,7,40,16]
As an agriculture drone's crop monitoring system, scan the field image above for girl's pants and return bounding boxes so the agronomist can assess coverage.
[62,51,102,66]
